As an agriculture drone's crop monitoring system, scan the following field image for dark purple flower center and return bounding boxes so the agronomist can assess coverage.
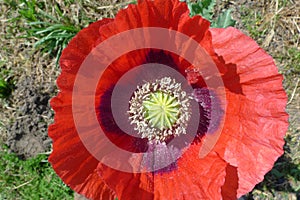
[96,49,223,173]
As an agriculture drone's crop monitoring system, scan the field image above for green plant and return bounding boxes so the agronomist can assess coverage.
[181,0,236,28]
[211,9,236,28]
[0,64,15,99]
[0,67,14,99]
[184,0,216,20]
[0,145,73,199]
[0,78,14,99]
[16,0,82,65]
[287,47,300,74]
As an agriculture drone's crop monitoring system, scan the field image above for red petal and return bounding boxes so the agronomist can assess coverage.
[221,164,238,199]
[58,19,113,91]
[210,27,289,197]
[153,146,227,199]
[49,18,116,199]
[99,0,210,42]
[49,110,116,199]
[97,163,154,200]
[75,169,116,200]
[96,144,228,200]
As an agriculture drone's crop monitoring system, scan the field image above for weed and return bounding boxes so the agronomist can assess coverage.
[181,0,236,28]
[286,48,300,74]
[240,6,265,41]
[0,67,14,100]
[0,145,73,199]
[211,9,236,28]
[0,79,14,99]
[7,0,82,66]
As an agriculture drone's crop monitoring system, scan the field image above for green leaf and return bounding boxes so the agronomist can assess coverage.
[27,21,51,26]
[189,3,202,17]
[0,79,13,99]
[38,9,60,23]
[271,169,284,178]
[129,0,137,4]
[201,0,214,9]
[201,0,216,21]
[212,9,236,28]
[185,0,216,21]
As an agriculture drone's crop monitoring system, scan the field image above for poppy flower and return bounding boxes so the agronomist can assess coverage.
[48,0,289,199]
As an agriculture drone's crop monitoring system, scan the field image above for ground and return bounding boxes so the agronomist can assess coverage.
[0,0,299,199]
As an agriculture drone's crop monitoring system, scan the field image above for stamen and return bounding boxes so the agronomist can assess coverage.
[128,77,191,142]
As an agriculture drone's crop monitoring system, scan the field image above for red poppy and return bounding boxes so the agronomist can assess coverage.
[49,0,288,199]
